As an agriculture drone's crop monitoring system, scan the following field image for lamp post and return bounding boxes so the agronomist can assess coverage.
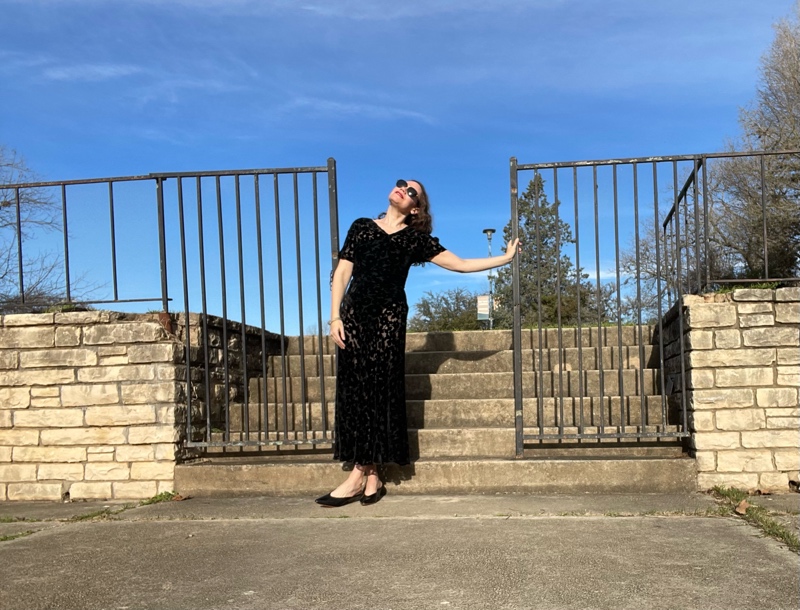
[483,228,495,330]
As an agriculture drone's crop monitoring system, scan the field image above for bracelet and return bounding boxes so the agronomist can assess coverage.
[330,317,341,323]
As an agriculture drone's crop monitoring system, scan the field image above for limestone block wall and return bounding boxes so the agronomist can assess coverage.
[172,313,282,430]
[685,288,800,492]
[0,312,183,501]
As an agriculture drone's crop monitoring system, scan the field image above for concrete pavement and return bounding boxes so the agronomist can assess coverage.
[1,493,798,610]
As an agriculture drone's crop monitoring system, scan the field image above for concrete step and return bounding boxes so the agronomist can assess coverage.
[285,325,658,355]
[227,395,675,432]
[284,326,659,355]
[268,345,659,377]
[174,455,697,496]
[255,369,664,403]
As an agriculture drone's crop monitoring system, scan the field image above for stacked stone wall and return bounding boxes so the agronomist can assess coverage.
[684,288,800,492]
[0,312,183,501]
[172,313,282,430]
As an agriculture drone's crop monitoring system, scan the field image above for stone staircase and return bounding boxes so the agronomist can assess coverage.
[174,327,696,496]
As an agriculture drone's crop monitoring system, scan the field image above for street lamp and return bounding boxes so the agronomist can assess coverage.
[483,228,495,330]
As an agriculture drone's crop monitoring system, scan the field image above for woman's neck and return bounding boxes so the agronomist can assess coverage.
[381,208,408,228]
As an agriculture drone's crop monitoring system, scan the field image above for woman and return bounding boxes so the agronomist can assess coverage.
[315,179,519,507]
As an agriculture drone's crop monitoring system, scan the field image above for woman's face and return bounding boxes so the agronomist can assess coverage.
[389,179,422,215]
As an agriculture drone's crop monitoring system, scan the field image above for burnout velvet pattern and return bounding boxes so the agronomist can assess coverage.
[334,217,446,465]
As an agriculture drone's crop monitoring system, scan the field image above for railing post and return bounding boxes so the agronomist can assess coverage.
[510,157,524,459]
[14,188,24,304]
[155,177,169,313]
[61,184,72,302]
[327,157,340,286]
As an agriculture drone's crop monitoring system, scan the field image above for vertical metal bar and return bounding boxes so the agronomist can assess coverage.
[293,172,308,440]
[311,172,329,439]
[534,172,545,441]
[664,221,672,305]
[196,177,213,442]
[215,175,231,441]
[14,188,24,303]
[176,178,194,444]
[327,158,340,284]
[702,157,710,291]
[155,179,169,312]
[683,174,691,295]
[108,181,119,301]
[552,168,565,437]
[633,163,646,432]
[273,174,289,440]
[612,165,625,433]
[234,174,250,439]
[673,161,689,435]
[692,160,701,292]
[253,175,270,443]
[593,166,605,433]
[673,163,683,299]
[61,184,72,302]
[510,158,524,458]
[327,158,339,442]
[760,155,769,278]
[573,167,585,434]
[653,163,668,429]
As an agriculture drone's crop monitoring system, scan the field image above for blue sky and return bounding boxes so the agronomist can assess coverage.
[2,0,795,332]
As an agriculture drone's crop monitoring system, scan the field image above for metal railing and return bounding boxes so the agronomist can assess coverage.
[2,161,340,449]
[509,150,799,455]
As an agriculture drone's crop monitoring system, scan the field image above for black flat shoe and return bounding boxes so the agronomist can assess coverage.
[360,485,386,506]
[315,490,364,507]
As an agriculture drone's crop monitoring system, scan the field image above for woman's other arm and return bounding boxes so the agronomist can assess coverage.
[329,259,353,348]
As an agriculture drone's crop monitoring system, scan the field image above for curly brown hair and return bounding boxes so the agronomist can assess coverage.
[405,179,433,234]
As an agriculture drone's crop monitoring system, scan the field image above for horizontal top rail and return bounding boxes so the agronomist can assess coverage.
[3,163,334,190]
[3,174,153,189]
[514,149,800,170]
[149,166,330,179]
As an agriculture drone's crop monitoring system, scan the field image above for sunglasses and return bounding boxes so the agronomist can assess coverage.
[396,179,419,200]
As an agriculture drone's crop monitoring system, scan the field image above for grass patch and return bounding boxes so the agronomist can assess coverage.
[743,505,800,553]
[0,516,41,524]
[712,282,779,294]
[0,530,36,542]
[68,505,133,522]
[0,516,21,523]
[711,486,799,554]
[711,485,749,505]
[139,491,178,506]
[68,508,115,522]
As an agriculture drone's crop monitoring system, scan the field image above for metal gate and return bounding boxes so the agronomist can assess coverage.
[3,160,340,450]
[509,150,799,456]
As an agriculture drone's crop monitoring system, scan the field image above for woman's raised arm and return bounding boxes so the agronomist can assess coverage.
[430,238,520,273]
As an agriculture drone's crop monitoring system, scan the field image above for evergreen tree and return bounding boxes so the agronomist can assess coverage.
[493,173,609,329]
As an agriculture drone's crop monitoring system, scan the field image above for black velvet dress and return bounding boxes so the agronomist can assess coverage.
[333,217,446,465]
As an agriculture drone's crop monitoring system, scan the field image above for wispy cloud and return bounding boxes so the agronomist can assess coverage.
[20,0,548,20]
[281,96,436,124]
[132,76,250,107]
[0,51,51,76]
[292,0,537,20]
[43,63,143,82]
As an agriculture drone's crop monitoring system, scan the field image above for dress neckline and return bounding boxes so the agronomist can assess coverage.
[371,219,409,236]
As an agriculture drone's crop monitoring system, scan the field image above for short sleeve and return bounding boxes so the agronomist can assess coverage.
[338,219,362,262]
[414,232,446,264]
